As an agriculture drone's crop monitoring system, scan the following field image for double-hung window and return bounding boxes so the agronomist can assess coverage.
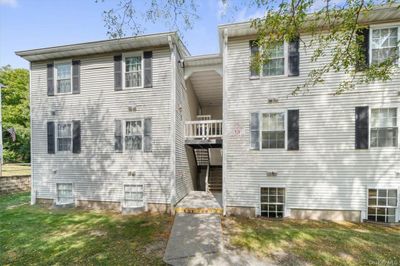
[371,27,399,65]
[124,184,144,208]
[55,62,72,93]
[368,189,397,223]
[263,42,285,76]
[262,112,286,149]
[125,120,143,151]
[57,123,72,152]
[370,108,398,148]
[124,53,143,88]
[260,187,285,218]
[56,183,73,204]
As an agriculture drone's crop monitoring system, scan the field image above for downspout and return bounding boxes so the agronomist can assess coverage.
[29,62,36,205]
[222,28,228,215]
[168,35,177,213]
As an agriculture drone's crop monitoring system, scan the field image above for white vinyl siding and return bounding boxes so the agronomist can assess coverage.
[124,52,143,89]
[57,122,72,152]
[368,189,397,223]
[263,43,285,76]
[56,183,73,204]
[30,48,172,205]
[370,27,399,65]
[370,108,398,148]
[261,112,286,149]
[124,184,144,208]
[260,187,285,218]
[225,32,400,216]
[125,120,143,151]
[55,61,72,94]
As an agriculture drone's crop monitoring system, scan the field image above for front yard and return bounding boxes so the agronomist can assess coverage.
[223,216,400,266]
[0,193,171,265]
[2,193,400,266]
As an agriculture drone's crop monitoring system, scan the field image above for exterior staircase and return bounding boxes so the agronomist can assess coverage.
[208,167,222,192]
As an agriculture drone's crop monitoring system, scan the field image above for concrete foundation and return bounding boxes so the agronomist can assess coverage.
[290,209,362,222]
[225,206,256,218]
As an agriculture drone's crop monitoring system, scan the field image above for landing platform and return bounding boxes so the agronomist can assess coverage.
[175,191,222,214]
[185,138,222,148]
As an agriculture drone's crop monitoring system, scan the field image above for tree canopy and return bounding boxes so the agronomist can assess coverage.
[97,0,400,94]
[0,66,30,162]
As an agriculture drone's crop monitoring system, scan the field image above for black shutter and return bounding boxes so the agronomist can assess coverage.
[115,120,123,152]
[288,37,300,77]
[114,55,122,91]
[72,60,81,94]
[250,112,260,150]
[144,118,152,152]
[143,51,153,88]
[287,110,300,150]
[355,106,369,149]
[47,63,54,96]
[47,121,55,154]
[249,40,260,78]
[72,120,81,154]
[355,28,369,72]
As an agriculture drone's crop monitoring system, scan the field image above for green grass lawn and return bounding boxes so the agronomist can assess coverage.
[0,193,171,265]
[2,164,31,176]
[223,216,400,266]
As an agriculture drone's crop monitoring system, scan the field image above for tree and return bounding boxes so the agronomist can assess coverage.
[0,66,30,162]
[97,0,400,94]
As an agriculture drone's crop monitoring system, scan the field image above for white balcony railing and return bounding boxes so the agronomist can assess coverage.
[185,120,223,139]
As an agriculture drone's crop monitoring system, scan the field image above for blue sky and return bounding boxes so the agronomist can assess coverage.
[0,0,264,69]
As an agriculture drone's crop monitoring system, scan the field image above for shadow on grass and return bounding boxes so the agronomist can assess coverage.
[224,216,400,266]
[0,193,171,265]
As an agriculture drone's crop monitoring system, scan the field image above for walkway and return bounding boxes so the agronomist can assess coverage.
[164,191,272,265]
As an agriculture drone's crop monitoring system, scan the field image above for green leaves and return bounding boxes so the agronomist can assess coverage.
[0,66,30,162]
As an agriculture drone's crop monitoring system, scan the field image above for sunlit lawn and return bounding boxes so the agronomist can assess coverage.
[223,216,400,266]
[2,164,31,176]
[0,193,171,265]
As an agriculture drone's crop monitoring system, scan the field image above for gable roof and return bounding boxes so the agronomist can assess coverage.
[16,32,189,62]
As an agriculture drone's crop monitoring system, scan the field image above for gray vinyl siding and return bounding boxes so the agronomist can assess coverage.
[174,50,197,203]
[225,34,400,217]
[30,48,173,205]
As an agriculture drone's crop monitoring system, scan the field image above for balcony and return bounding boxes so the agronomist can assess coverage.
[184,120,223,148]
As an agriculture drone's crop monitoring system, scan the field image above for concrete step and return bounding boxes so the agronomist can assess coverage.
[175,207,223,214]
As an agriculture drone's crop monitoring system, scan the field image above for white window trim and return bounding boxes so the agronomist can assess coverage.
[369,24,400,67]
[54,59,73,95]
[258,185,288,218]
[123,118,144,152]
[122,51,144,90]
[366,187,399,223]
[122,183,146,209]
[368,106,399,149]
[55,182,74,205]
[250,41,288,78]
[55,121,73,153]
[259,109,288,150]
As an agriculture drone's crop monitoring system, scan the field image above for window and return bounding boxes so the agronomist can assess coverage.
[371,27,399,65]
[368,189,397,223]
[370,108,398,147]
[262,112,286,149]
[261,187,285,218]
[125,120,143,151]
[125,54,142,88]
[124,184,144,208]
[57,123,72,152]
[55,62,72,93]
[263,43,285,76]
[56,183,73,204]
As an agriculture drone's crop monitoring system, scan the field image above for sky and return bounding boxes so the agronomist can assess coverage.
[0,0,265,69]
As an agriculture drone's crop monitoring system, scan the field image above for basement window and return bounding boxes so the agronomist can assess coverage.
[124,184,144,208]
[260,187,285,218]
[56,183,73,205]
[368,189,397,223]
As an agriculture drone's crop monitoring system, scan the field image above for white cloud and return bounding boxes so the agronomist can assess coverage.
[0,0,17,7]
[217,0,228,19]
[235,8,265,22]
